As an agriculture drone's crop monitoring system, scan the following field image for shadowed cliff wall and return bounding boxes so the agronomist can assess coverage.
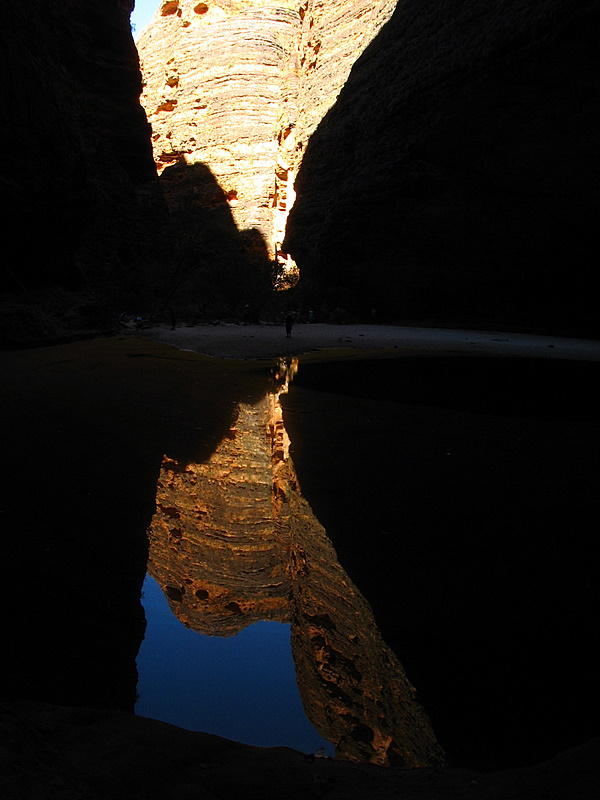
[158,161,273,319]
[285,0,600,335]
[0,1,165,339]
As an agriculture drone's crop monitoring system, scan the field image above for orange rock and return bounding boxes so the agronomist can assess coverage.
[137,0,397,262]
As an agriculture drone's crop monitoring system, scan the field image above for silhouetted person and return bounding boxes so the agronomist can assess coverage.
[285,312,295,338]
[169,308,176,330]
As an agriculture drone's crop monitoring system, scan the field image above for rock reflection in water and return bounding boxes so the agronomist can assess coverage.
[147,358,444,767]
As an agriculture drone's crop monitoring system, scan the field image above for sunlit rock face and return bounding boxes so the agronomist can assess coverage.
[137,0,397,263]
[0,1,163,307]
[139,0,300,254]
[285,1,600,334]
[148,359,444,767]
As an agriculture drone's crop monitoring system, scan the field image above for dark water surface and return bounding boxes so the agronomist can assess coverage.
[132,353,600,770]
[2,340,598,772]
[280,356,600,769]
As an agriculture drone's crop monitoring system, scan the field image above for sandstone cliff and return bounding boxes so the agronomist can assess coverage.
[148,358,444,767]
[285,0,600,334]
[1,0,164,342]
[137,0,397,281]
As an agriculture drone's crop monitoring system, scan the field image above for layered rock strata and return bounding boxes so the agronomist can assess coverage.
[285,0,600,333]
[137,0,397,272]
[1,1,164,315]
[148,358,444,767]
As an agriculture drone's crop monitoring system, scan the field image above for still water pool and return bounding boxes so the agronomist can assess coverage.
[136,573,333,755]
[132,358,442,768]
[132,354,598,770]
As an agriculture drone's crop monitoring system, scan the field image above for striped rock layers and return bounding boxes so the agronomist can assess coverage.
[137,0,397,263]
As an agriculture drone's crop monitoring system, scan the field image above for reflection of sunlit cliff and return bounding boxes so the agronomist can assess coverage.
[148,401,289,637]
[148,358,443,767]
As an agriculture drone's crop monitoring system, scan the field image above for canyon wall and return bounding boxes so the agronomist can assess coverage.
[285,0,600,333]
[5,1,599,336]
[1,1,164,341]
[137,0,397,282]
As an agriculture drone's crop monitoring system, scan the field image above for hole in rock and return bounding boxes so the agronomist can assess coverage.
[161,0,179,15]
[156,100,178,113]
[165,585,185,602]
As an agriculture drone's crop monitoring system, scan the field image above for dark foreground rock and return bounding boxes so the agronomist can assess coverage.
[1,701,599,800]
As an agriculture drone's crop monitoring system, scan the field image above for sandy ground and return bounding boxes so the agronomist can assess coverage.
[139,322,600,361]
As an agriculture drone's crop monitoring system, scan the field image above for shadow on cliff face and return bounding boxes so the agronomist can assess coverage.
[0,2,166,346]
[285,1,600,335]
[158,162,273,322]
[0,337,268,712]
[281,355,600,770]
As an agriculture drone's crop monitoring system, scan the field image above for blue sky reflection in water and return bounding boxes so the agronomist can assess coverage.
[136,574,334,755]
